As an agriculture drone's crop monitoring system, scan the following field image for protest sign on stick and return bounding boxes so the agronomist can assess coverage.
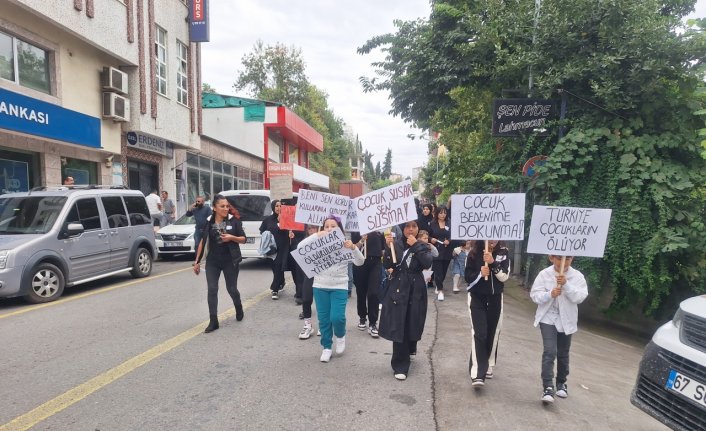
[290,228,354,278]
[344,199,359,232]
[295,189,350,227]
[526,205,612,257]
[355,180,416,235]
[279,205,305,231]
[450,193,526,241]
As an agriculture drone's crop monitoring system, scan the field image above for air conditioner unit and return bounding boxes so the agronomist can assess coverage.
[101,66,128,95]
[102,92,130,122]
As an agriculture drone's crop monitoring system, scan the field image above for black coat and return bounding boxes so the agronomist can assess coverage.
[195,214,246,265]
[378,239,433,343]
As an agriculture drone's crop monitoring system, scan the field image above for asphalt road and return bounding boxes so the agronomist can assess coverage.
[0,256,668,431]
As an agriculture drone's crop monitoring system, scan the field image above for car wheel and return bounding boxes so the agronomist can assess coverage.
[131,247,152,278]
[25,263,65,303]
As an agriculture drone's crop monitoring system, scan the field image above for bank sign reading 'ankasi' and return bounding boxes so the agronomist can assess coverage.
[492,98,557,137]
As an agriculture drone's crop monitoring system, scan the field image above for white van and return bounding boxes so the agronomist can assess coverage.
[219,190,297,259]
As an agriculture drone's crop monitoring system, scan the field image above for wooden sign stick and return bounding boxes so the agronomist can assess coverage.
[364,237,367,259]
[484,240,489,280]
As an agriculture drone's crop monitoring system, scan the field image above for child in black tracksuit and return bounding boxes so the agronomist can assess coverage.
[464,240,510,387]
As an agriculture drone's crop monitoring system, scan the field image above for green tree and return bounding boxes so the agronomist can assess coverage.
[382,148,392,179]
[361,0,706,316]
[202,82,217,93]
[375,161,382,181]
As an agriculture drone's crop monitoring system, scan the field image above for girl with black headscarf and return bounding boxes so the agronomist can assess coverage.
[259,200,290,300]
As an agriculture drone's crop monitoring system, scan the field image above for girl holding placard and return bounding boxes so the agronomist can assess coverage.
[464,240,510,387]
[297,216,365,362]
[259,200,290,300]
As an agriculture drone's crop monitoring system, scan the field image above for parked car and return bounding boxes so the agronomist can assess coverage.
[631,295,706,431]
[220,190,297,259]
[155,214,196,257]
[0,186,157,303]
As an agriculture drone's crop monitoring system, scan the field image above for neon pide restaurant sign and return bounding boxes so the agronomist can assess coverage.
[492,98,557,137]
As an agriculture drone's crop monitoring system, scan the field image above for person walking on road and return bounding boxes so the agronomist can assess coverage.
[351,231,385,338]
[297,216,364,362]
[451,241,473,293]
[429,206,453,301]
[259,200,290,300]
[192,194,247,333]
[296,224,319,340]
[464,240,510,387]
[379,220,433,381]
[186,196,211,253]
[161,191,176,225]
[530,255,588,404]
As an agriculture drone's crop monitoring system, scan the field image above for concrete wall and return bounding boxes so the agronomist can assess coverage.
[201,106,279,159]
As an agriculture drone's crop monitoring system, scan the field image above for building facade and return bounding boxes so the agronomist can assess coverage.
[0,0,201,208]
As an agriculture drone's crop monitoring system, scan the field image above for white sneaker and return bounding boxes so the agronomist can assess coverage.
[299,324,312,340]
[320,349,332,362]
[452,286,460,292]
[394,373,407,380]
[317,329,321,336]
[437,291,445,301]
[335,337,346,354]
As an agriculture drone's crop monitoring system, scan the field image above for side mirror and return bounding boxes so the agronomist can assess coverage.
[66,222,85,237]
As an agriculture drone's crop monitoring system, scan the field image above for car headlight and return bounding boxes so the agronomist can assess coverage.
[673,308,685,329]
[0,250,9,269]
[186,233,193,240]
[155,233,162,240]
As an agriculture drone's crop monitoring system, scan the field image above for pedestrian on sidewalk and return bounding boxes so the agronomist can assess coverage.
[298,216,365,362]
[186,196,211,253]
[530,255,588,404]
[192,194,247,333]
[296,224,319,340]
[464,240,510,387]
[379,220,433,381]
[161,191,176,225]
[451,241,474,293]
[429,206,453,301]
[259,200,290,300]
[351,231,385,338]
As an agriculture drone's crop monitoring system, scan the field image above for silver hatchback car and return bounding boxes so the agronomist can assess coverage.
[0,186,157,303]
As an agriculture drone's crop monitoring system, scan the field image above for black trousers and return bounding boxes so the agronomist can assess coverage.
[467,291,503,380]
[296,264,315,319]
[269,252,286,292]
[205,254,242,316]
[432,259,451,291]
[353,257,382,325]
[391,300,417,375]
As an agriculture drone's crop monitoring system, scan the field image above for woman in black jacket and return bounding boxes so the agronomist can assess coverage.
[464,240,510,387]
[428,206,453,301]
[378,220,433,381]
[193,194,247,333]
[259,200,290,300]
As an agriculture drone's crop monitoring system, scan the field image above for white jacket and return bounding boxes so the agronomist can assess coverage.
[298,232,365,290]
[530,265,588,335]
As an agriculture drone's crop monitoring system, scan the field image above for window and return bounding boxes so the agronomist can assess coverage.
[176,41,188,105]
[123,196,151,225]
[101,197,128,228]
[0,30,51,94]
[155,26,167,96]
[66,198,101,231]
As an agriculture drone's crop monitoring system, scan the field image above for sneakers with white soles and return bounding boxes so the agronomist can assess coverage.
[437,291,445,301]
[320,349,332,362]
[472,378,485,388]
[357,318,367,330]
[335,337,346,354]
[556,383,568,398]
[394,373,407,380]
[299,324,312,340]
[369,324,379,338]
[542,387,555,403]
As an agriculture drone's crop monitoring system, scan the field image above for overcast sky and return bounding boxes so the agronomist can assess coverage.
[201,0,706,179]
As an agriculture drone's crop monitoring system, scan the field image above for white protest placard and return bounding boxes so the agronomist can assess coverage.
[354,180,416,235]
[291,228,354,278]
[450,193,526,241]
[344,199,359,232]
[527,205,612,257]
[295,189,350,226]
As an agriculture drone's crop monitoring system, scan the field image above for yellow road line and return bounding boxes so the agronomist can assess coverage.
[0,267,192,320]
[0,289,270,431]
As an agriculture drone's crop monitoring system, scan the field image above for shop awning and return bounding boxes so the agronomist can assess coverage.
[265,106,323,153]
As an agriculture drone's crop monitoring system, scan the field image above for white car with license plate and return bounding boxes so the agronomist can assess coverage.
[155,214,197,257]
[631,295,706,431]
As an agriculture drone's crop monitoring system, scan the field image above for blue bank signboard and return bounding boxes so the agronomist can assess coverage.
[0,87,101,148]
[189,0,210,42]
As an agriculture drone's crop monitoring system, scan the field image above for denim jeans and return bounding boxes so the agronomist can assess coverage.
[539,322,572,388]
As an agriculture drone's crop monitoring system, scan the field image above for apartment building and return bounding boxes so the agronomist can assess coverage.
[0,0,202,204]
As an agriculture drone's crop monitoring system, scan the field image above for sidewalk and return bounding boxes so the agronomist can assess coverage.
[430,278,669,431]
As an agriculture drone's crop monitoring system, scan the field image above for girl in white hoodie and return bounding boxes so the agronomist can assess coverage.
[298,215,365,362]
[530,255,588,404]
